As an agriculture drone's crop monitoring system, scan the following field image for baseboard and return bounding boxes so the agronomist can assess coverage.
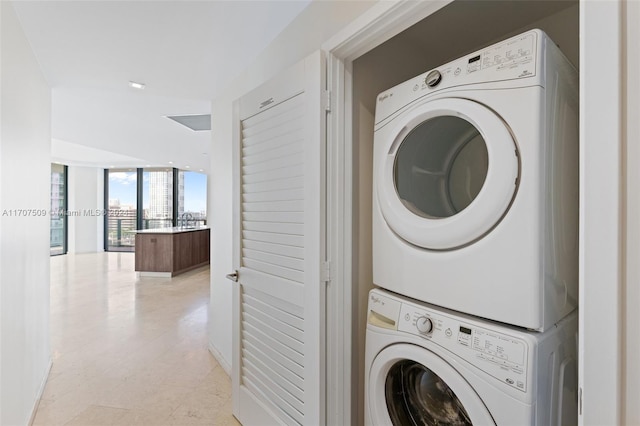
[28,357,52,426]
[208,343,231,376]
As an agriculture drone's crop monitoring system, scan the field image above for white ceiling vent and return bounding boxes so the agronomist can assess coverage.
[166,114,211,131]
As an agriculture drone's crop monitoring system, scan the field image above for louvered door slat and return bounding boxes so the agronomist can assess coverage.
[242,95,304,135]
[242,119,303,148]
[243,259,304,283]
[243,176,304,194]
[243,143,304,167]
[243,211,304,224]
[241,104,303,140]
[243,153,305,177]
[243,249,304,272]
[244,304,304,342]
[243,131,303,157]
[243,230,303,247]
[243,335,304,379]
[244,342,304,392]
[242,164,304,184]
[243,360,304,417]
[242,200,304,213]
[243,292,304,329]
[243,350,305,403]
[233,51,324,426]
[243,340,304,389]
[238,92,308,425]
[243,239,304,260]
[244,312,304,363]
[243,188,306,204]
[243,321,304,366]
[240,268,303,307]
[242,221,304,235]
[243,371,303,425]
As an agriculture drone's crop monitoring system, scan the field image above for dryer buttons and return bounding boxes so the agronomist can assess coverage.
[425,70,442,88]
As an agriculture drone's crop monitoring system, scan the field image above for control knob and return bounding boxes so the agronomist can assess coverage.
[416,316,433,334]
[425,70,442,88]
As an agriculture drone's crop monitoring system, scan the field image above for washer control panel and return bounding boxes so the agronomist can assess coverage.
[415,316,434,334]
[368,290,530,393]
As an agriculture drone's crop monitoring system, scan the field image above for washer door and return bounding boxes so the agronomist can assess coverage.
[369,344,495,425]
[376,97,519,250]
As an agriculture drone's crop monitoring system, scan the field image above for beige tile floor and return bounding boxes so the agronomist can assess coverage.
[33,252,240,426]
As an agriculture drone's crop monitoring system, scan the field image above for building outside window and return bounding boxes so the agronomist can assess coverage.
[143,168,174,229]
[178,170,207,226]
[106,169,137,251]
[50,163,67,255]
[104,168,207,251]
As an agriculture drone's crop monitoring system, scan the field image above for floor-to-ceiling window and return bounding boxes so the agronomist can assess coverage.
[142,167,174,229]
[104,168,207,251]
[178,170,207,226]
[105,168,138,252]
[50,163,67,255]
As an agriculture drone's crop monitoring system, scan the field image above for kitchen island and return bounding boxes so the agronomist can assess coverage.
[135,226,210,277]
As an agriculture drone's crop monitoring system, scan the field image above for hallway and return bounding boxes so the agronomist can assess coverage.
[32,253,238,425]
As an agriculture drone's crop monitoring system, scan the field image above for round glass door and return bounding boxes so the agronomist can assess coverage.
[386,360,472,425]
[394,116,489,219]
[376,97,519,250]
[368,344,495,425]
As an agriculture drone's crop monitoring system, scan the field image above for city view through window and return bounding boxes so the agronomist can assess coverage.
[50,163,67,255]
[106,168,207,251]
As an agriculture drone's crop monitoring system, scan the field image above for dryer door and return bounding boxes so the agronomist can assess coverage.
[376,97,519,250]
[369,343,495,425]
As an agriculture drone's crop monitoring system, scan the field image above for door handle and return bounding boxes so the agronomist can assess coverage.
[226,270,238,282]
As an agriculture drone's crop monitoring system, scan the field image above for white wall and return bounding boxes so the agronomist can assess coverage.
[0,2,52,425]
[208,0,376,370]
[624,2,640,423]
[67,166,104,253]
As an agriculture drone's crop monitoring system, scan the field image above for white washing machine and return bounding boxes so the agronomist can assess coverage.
[365,289,578,426]
[372,29,578,331]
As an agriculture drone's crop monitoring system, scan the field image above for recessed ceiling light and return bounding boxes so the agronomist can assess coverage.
[185,165,190,169]
[168,161,173,164]
[129,81,145,90]
[199,169,204,172]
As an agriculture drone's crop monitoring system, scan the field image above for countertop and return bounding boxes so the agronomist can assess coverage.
[135,226,210,234]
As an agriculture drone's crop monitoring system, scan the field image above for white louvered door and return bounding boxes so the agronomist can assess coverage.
[231,51,326,426]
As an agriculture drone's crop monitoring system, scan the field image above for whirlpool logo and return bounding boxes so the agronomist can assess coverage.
[378,92,393,103]
[370,295,384,306]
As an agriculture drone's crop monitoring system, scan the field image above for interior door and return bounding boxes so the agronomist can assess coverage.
[231,51,327,426]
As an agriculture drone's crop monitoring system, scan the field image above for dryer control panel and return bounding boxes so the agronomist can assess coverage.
[368,289,531,394]
[374,29,550,127]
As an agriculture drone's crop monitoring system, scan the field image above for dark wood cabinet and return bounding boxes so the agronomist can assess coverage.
[135,228,210,276]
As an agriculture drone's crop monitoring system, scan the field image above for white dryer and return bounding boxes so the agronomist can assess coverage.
[372,29,578,330]
[365,289,578,426]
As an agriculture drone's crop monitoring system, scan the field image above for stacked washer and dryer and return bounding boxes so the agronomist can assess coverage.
[366,29,579,425]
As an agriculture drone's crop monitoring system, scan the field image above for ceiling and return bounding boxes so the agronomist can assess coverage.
[12,0,311,173]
